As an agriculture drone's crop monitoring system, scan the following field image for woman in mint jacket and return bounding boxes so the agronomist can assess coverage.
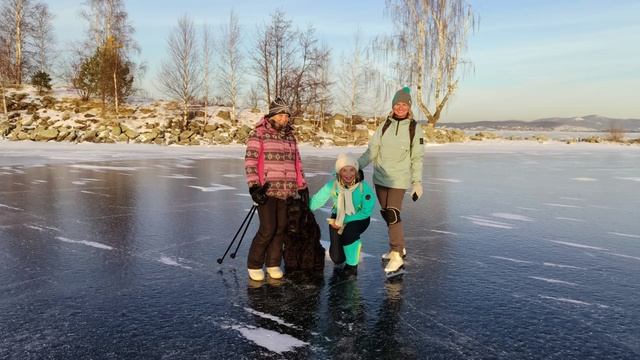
[309,153,376,278]
[357,87,424,277]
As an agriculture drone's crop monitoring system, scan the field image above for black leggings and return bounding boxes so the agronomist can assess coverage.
[328,218,370,265]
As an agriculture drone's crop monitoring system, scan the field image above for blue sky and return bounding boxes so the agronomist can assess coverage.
[50,0,640,122]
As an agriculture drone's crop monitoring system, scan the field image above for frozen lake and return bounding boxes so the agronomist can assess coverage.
[1,141,639,359]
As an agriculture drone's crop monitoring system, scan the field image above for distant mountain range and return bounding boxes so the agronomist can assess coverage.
[440,115,640,132]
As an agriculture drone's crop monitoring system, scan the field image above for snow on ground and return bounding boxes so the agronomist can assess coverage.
[1,139,637,167]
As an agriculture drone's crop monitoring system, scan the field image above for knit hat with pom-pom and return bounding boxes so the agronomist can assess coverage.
[392,86,412,107]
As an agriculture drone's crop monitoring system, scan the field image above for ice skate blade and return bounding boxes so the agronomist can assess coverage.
[385,268,406,279]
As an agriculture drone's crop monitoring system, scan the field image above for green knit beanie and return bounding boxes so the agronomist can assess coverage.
[392,86,412,107]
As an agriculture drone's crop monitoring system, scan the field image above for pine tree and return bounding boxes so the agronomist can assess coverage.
[31,70,51,94]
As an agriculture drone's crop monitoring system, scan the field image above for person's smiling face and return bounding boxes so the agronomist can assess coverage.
[270,113,289,129]
[393,102,410,119]
[339,166,357,185]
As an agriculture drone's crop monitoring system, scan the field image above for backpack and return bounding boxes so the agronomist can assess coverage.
[381,118,421,155]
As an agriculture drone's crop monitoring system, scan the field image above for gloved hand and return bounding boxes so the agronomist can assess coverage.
[298,187,309,205]
[411,182,423,202]
[249,182,270,205]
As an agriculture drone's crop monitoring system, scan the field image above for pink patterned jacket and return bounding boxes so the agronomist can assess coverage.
[244,117,307,200]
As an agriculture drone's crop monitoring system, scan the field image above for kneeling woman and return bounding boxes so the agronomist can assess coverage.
[309,154,376,277]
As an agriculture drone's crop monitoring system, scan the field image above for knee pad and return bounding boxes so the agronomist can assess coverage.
[380,207,401,225]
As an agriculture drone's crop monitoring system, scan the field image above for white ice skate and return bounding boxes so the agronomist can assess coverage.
[248,268,265,281]
[266,266,283,279]
[384,251,406,278]
[381,248,406,261]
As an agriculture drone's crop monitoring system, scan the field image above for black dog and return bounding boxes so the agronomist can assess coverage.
[283,197,325,276]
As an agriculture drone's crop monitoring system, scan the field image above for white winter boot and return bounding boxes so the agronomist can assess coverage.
[384,251,405,277]
[381,248,406,260]
[266,266,283,279]
[248,268,265,281]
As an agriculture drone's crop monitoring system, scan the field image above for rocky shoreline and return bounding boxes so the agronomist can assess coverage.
[2,87,638,147]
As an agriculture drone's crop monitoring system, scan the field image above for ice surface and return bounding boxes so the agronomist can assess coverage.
[1,140,639,359]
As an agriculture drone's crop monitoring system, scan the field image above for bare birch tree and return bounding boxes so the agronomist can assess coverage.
[158,15,201,129]
[252,26,272,105]
[201,23,212,130]
[31,2,54,74]
[0,0,34,85]
[0,33,10,114]
[383,0,475,126]
[337,30,367,120]
[217,10,242,122]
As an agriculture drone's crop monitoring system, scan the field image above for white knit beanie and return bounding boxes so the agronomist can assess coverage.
[335,153,359,174]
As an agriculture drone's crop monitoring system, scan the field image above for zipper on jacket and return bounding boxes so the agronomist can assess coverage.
[395,119,399,136]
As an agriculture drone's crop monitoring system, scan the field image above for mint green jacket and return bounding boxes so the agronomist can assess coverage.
[309,179,376,223]
[358,117,424,189]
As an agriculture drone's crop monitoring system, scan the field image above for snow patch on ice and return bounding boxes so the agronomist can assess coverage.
[70,164,143,171]
[158,256,193,269]
[539,295,608,308]
[544,203,582,208]
[80,190,111,197]
[25,225,46,232]
[516,207,539,211]
[529,276,578,286]
[222,174,244,178]
[430,230,457,235]
[0,203,23,211]
[492,213,534,222]
[607,232,640,239]
[555,217,586,223]
[490,256,533,264]
[614,177,640,182]
[72,178,102,185]
[55,236,114,250]
[223,324,309,354]
[606,253,640,261]
[244,307,302,330]
[548,240,607,251]
[462,215,514,229]
[160,174,197,179]
[31,180,47,184]
[187,183,235,192]
[571,177,597,182]
[431,178,463,183]
[543,262,586,270]
[560,197,585,201]
[304,171,332,178]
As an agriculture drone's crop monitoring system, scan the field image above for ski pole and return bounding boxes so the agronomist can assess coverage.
[230,205,258,259]
[217,204,257,264]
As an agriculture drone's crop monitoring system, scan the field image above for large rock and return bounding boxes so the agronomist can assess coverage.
[34,128,59,141]
[179,130,194,141]
[138,130,159,143]
[217,110,231,121]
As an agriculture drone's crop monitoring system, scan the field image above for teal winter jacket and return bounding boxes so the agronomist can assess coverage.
[309,179,376,224]
[358,117,424,189]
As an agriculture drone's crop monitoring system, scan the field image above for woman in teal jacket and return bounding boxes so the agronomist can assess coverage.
[310,153,376,277]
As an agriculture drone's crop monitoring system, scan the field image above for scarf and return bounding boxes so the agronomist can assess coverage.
[335,181,358,233]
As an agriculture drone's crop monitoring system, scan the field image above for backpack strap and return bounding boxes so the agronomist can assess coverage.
[381,118,392,136]
[409,119,416,155]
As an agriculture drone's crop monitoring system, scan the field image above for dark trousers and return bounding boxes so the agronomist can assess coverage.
[328,218,370,265]
[247,197,287,269]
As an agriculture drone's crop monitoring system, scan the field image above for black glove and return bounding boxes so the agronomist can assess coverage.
[249,182,270,205]
[298,187,309,205]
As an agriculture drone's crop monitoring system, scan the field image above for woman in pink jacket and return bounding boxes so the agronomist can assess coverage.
[244,98,308,282]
